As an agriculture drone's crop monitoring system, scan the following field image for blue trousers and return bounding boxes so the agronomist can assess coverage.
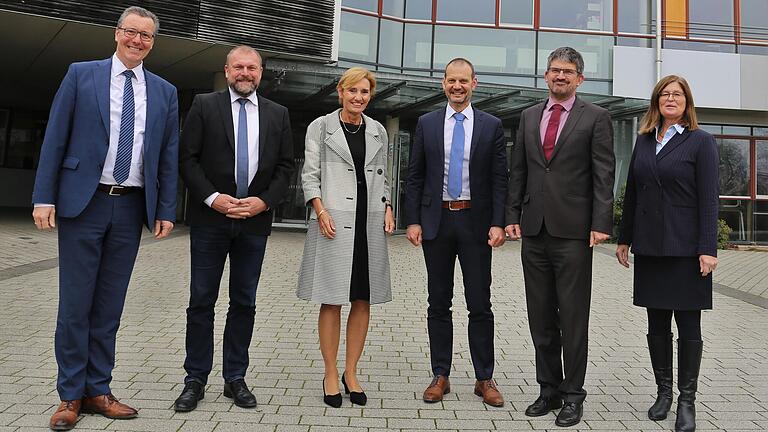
[183,223,267,385]
[55,190,144,400]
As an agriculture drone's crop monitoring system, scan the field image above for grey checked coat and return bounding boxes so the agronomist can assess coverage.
[296,109,392,305]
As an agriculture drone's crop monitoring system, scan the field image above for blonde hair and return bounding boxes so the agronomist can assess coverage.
[337,67,376,105]
[638,75,699,135]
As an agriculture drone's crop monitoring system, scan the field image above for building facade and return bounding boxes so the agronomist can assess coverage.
[1,0,767,243]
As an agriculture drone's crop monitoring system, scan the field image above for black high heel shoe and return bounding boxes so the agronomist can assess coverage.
[323,378,342,408]
[342,372,367,406]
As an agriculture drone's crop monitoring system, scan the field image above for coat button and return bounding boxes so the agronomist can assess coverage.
[381,196,386,203]
[545,168,551,173]
[377,169,383,175]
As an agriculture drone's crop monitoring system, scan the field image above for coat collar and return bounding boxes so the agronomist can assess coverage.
[656,127,691,161]
[324,108,383,167]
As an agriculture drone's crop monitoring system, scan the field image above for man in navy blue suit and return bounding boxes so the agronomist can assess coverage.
[405,58,507,407]
[31,6,178,430]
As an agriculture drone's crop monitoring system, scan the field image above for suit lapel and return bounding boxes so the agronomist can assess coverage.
[656,128,691,161]
[548,98,585,163]
[531,101,547,164]
[216,90,235,153]
[437,108,447,167]
[637,133,660,184]
[325,110,355,166]
[363,114,383,167]
[257,95,268,163]
[469,107,483,160]
[94,58,112,137]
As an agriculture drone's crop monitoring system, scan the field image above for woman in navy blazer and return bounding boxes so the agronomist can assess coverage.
[616,75,719,432]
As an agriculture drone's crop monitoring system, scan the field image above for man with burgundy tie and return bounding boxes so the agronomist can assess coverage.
[31,6,178,430]
[405,58,507,407]
[506,47,615,427]
[175,45,293,412]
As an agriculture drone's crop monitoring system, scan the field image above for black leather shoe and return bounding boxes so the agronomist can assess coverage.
[342,372,367,406]
[525,396,563,417]
[555,402,583,427]
[223,379,257,408]
[174,381,205,412]
[323,378,342,408]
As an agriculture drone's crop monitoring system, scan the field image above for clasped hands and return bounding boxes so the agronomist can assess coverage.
[212,194,267,219]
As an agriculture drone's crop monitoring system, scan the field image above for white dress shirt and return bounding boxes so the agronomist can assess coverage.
[655,123,685,154]
[204,88,260,206]
[442,103,474,200]
[101,53,147,187]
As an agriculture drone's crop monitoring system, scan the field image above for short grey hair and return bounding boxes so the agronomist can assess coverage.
[226,45,263,66]
[117,6,160,35]
[547,47,584,75]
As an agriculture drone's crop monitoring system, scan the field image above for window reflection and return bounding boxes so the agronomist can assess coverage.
[719,199,751,242]
[405,0,432,20]
[339,12,379,63]
[740,0,768,42]
[757,141,768,196]
[342,0,378,12]
[689,0,733,40]
[617,0,654,34]
[433,26,535,75]
[403,24,433,69]
[754,201,768,243]
[382,0,404,17]
[717,138,750,197]
[500,0,534,26]
[538,32,613,79]
[540,0,613,31]
[436,0,495,24]
[379,19,404,67]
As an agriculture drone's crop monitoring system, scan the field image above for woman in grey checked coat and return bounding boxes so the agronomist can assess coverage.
[297,67,394,408]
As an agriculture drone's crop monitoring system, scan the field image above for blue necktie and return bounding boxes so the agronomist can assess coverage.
[236,98,249,198]
[447,112,466,199]
[113,70,135,184]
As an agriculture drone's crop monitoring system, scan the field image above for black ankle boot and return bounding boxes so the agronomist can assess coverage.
[647,333,673,420]
[675,339,703,432]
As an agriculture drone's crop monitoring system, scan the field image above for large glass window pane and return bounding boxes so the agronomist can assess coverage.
[538,32,614,79]
[740,0,768,41]
[689,0,733,40]
[382,0,405,17]
[434,26,535,75]
[436,0,496,24]
[617,0,654,34]
[757,141,768,196]
[342,0,378,12]
[754,201,768,243]
[339,12,379,63]
[379,19,404,67]
[540,0,613,32]
[403,24,433,69]
[718,138,750,197]
[719,199,751,242]
[406,0,432,20]
[500,0,534,25]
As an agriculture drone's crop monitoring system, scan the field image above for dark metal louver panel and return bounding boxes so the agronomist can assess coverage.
[0,0,334,61]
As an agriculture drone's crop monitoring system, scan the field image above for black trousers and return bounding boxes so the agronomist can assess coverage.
[422,209,495,380]
[521,224,593,403]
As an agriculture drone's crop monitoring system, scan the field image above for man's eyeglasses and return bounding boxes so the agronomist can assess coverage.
[547,67,578,77]
[118,27,154,42]
[659,91,685,100]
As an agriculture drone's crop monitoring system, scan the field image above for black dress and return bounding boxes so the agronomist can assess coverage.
[342,121,370,302]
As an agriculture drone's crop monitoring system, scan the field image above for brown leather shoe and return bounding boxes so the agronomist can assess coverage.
[423,375,450,403]
[81,394,138,419]
[49,400,81,431]
[474,379,504,407]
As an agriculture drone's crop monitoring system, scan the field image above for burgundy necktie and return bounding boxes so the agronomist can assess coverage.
[542,104,563,161]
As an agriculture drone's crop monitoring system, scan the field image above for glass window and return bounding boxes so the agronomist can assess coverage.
[719,199,751,241]
[406,0,432,20]
[433,26,535,75]
[689,0,733,40]
[339,12,379,63]
[740,0,768,41]
[6,112,45,170]
[700,125,722,135]
[540,0,613,32]
[617,37,654,48]
[403,23,433,69]
[754,128,768,137]
[663,39,736,53]
[757,140,768,196]
[618,0,654,34]
[342,0,378,12]
[740,44,768,55]
[718,138,750,196]
[379,19,404,67]
[500,0,534,26]
[754,201,768,243]
[722,126,751,135]
[436,0,496,24]
[382,0,405,17]
[537,32,614,79]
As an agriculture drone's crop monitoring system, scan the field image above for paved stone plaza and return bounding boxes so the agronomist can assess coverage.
[0,213,766,431]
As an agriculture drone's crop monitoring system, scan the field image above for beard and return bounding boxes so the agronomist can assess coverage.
[229,78,258,97]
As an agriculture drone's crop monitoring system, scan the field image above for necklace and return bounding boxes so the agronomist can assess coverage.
[339,112,363,134]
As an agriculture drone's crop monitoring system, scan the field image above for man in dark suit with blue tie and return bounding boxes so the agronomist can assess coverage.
[174,46,294,412]
[31,6,178,431]
[506,47,615,427]
[405,58,507,407]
